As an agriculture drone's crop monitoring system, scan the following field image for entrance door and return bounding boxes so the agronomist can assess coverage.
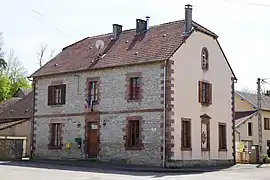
[87,122,98,158]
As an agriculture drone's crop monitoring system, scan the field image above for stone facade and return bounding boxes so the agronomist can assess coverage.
[33,62,165,165]
[0,139,24,160]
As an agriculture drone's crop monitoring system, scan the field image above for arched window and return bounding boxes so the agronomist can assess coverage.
[201,47,209,70]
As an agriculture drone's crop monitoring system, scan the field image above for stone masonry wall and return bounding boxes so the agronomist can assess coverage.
[33,62,164,165]
[100,112,162,165]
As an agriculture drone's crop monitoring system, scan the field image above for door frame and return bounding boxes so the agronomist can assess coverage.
[84,112,100,158]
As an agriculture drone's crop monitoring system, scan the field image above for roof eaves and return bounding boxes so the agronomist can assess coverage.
[216,39,237,80]
[0,119,29,131]
[235,112,257,128]
[30,59,165,78]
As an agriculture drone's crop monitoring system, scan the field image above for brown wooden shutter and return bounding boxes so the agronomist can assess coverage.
[61,85,66,104]
[208,83,212,105]
[48,86,52,105]
[181,120,184,148]
[49,123,53,145]
[198,81,202,103]
[187,121,191,148]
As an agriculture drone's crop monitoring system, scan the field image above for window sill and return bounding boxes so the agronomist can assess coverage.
[218,148,227,152]
[49,104,64,107]
[201,148,210,151]
[48,145,62,150]
[127,99,141,103]
[201,103,210,107]
[125,146,143,150]
[181,147,192,151]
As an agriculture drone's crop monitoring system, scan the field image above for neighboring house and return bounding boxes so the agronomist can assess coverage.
[13,88,32,98]
[30,4,236,167]
[0,90,33,159]
[235,91,270,157]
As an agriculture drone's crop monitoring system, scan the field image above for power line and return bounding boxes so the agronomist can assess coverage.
[31,9,75,39]
[221,0,270,7]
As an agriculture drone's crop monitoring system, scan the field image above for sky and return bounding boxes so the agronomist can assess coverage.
[1,0,270,91]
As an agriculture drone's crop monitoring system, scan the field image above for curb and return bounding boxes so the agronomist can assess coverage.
[26,160,221,173]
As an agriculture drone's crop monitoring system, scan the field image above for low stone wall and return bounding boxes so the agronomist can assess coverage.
[0,139,23,160]
[166,159,234,168]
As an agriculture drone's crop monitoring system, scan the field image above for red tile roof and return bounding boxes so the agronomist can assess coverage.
[0,91,33,121]
[31,20,190,77]
[31,20,234,78]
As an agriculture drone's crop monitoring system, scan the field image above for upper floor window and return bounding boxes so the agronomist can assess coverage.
[48,84,66,105]
[198,81,212,106]
[201,47,209,70]
[130,77,141,100]
[88,81,98,102]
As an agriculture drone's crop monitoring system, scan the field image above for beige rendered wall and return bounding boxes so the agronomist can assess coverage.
[236,111,270,155]
[235,93,255,111]
[171,31,234,160]
[0,120,31,156]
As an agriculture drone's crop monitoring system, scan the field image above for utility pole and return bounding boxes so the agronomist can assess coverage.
[257,78,263,163]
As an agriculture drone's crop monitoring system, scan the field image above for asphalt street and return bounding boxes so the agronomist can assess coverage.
[0,162,270,180]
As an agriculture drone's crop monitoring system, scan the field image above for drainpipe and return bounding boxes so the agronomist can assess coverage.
[232,77,237,165]
[162,60,167,168]
[28,77,36,159]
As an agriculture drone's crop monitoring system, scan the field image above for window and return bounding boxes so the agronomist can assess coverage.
[201,119,210,151]
[88,81,98,102]
[181,118,191,150]
[129,77,140,100]
[198,81,212,105]
[126,120,142,149]
[219,123,227,151]
[264,118,270,130]
[49,123,61,148]
[48,84,66,105]
[201,47,209,70]
[248,122,253,136]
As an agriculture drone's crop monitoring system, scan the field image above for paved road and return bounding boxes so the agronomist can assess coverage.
[0,162,270,180]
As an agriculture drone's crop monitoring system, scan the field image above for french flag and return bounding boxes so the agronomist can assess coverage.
[85,96,93,112]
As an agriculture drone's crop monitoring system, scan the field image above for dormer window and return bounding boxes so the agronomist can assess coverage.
[201,47,209,70]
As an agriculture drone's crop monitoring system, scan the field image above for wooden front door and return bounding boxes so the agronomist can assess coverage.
[87,122,99,157]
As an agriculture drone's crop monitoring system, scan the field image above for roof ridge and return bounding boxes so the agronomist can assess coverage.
[62,19,185,51]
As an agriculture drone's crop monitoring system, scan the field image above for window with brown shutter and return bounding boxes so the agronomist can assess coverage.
[126,120,142,150]
[88,81,98,102]
[264,118,270,130]
[218,123,227,151]
[181,118,191,150]
[48,84,66,105]
[49,123,62,149]
[198,81,212,105]
[129,77,140,100]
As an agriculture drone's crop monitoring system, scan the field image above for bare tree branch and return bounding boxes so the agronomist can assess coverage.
[4,49,27,83]
[37,43,48,67]
[241,87,256,94]
[50,48,56,59]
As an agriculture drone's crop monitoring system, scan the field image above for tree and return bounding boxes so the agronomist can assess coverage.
[0,75,11,101]
[0,49,31,101]
[0,33,31,101]
[241,87,256,94]
[0,33,7,72]
[37,43,47,67]
[36,43,56,67]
